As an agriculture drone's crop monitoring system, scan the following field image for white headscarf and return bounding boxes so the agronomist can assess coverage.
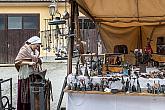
[27,36,41,44]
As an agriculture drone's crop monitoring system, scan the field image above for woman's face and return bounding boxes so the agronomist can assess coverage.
[30,43,40,50]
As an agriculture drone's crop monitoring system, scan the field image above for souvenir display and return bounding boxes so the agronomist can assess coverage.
[66,53,165,96]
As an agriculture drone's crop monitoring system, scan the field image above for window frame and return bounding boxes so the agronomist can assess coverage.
[6,14,39,30]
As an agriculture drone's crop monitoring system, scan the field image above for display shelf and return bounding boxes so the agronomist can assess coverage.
[104,53,124,65]
[102,64,123,74]
[80,53,104,57]
[64,89,165,97]
[152,54,165,63]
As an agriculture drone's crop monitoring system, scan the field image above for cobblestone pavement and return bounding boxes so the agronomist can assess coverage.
[0,61,76,110]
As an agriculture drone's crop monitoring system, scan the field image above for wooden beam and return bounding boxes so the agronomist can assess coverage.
[67,0,75,74]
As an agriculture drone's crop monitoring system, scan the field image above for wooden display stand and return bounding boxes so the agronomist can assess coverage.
[102,64,123,73]
[102,53,124,74]
[80,53,104,61]
[152,54,165,63]
[104,53,124,65]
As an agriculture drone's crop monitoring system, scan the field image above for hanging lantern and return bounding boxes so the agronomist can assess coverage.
[48,0,66,25]
[49,2,56,20]
[62,0,69,19]
[63,11,69,19]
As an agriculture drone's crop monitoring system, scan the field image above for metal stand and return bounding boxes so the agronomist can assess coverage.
[30,81,45,110]
[30,73,52,110]
[0,78,15,110]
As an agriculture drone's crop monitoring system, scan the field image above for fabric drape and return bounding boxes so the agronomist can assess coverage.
[74,0,165,52]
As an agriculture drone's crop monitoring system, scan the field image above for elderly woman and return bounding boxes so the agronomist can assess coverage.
[15,36,41,110]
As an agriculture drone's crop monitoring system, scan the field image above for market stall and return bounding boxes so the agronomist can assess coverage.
[65,53,165,110]
[64,0,165,110]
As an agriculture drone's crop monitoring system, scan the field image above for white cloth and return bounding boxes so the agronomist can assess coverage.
[18,64,33,79]
[67,93,165,110]
[27,36,41,44]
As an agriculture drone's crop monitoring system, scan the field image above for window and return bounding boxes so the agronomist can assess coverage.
[74,17,96,29]
[23,16,38,29]
[0,16,5,30]
[8,16,22,29]
[8,15,39,29]
[84,19,95,29]
[79,19,82,29]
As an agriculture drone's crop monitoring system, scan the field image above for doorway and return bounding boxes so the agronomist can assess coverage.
[0,14,40,64]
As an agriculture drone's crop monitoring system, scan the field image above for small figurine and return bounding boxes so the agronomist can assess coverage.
[147,83,152,93]
[132,78,137,92]
[77,82,81,91]
[152,81,160,94]
[136,78,141,93]
[88,79,93,91]
[125,78,129,92]
[80,79,86,91]
[121,76,126,92]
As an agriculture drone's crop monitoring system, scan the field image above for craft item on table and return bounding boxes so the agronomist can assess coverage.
[106,63,109,71]
[158,81,161,94]
[123,68,129,75]
[104,87,111,92]
[128,83,132,93]
[147,83,152,93]
[67,83,71,90]
[80,79,86,91]
[93,83,100,91]
[121,76,126,92]
[115,56,122,65]
[75,57,84,76]
[111,89,119,94]
[97,58,103,76]
[128,76,132,93]
[140,70,165,79]
[125,78,129,92]
[84,62,90,79]
[136,78,141,93]
[100,81,104,92]
[88,79,93,91]
[147,81,161,94]
[152,81,161,94]
[78,65,83,75]
[77,82,81,91]
[146,80,165,94]
[106,71,111,77]
[100,78,108,92]
[132,78,137,92]
[103,78,109,90]
[160,85,165,93]
[72,82,77,91]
